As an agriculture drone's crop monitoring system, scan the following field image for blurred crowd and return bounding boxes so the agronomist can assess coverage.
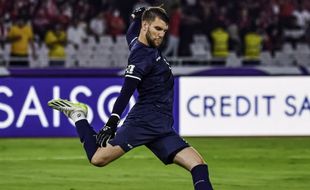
[0,0,309,67]
[178,0,310,57]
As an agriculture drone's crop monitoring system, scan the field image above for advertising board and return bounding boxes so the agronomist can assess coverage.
[179,77,310,136]
[0,78,135,137]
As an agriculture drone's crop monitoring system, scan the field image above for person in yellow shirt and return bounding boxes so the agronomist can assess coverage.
[211,26,229,65]
[7,17,36,67]
[243,27,263,65]
[45,23,67,66]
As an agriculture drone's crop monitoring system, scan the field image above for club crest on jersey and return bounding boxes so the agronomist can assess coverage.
[125,65,135,74]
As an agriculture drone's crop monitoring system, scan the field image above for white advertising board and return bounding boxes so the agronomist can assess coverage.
[179,77,310,136]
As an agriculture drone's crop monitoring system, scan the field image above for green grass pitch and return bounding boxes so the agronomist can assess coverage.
[1,137,310,190]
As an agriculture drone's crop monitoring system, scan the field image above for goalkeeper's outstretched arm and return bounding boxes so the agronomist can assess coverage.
[96,77,139,147]
[97,7,146,147]
[126,7,146,49]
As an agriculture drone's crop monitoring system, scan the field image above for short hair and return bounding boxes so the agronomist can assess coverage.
[142,7,169,24]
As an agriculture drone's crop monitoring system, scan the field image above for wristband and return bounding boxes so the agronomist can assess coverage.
[106,114,120,127]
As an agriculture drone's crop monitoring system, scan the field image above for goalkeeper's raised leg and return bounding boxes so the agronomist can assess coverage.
[47,99,125,165]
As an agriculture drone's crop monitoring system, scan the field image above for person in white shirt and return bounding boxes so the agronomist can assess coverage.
[293,4,310,29]
[89,12,106,41]
[67,18,87,49]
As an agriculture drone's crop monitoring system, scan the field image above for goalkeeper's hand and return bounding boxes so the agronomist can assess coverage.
[96,125,117,147]
[96,115,119,147]
[131,7,146,19]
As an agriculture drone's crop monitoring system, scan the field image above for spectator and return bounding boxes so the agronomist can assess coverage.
[73,0,92,21]
[0,0,10,17]
[265,16,283,53]
[179,0,203,56]
[237,7,251,40]
[282,16,305,47]
[243,26,263,65]
[10,0,31,20]
[227,23,241,55]
[32,0,59,42]
[105,8,126,39]
[57,2,72,27]
[163,3,181,57]
[279,0,295,18]
[6,16,37,67]
[292,3,310,29]
[89,12,106,42]
[199,0,216,34]
[279,0,295,28]
[44,23,66,66]
[210,24,229,64]
[67,18,87,50]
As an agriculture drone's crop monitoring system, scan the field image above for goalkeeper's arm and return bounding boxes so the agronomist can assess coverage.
[96,77,139,147]
[126,7,146,49]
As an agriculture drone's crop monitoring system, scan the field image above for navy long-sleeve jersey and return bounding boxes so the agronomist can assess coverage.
[111,18,174,118]
[126,38,174,115]
[108,18,189,163]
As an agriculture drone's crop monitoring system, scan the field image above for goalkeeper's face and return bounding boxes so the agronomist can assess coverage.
[145,17,168,48]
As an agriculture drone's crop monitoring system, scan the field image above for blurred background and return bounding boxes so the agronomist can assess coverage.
[0,0,309,69]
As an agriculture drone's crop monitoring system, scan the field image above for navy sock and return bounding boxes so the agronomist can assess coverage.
[191,164,213,190]
[75,119,98,162]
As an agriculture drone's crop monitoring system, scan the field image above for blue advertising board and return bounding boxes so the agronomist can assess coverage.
[0,77,180,137]
[1,77,127,137]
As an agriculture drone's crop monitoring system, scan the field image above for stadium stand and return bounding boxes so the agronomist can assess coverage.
[0,0,309,68]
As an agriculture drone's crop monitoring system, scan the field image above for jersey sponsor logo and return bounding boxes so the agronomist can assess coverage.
[127,143,133,149]
[125,65,135,74]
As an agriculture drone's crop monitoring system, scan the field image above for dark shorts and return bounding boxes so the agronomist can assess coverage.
[109,109,189,165]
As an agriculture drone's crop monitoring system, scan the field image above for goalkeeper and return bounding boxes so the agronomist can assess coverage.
[48,6,213,190]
